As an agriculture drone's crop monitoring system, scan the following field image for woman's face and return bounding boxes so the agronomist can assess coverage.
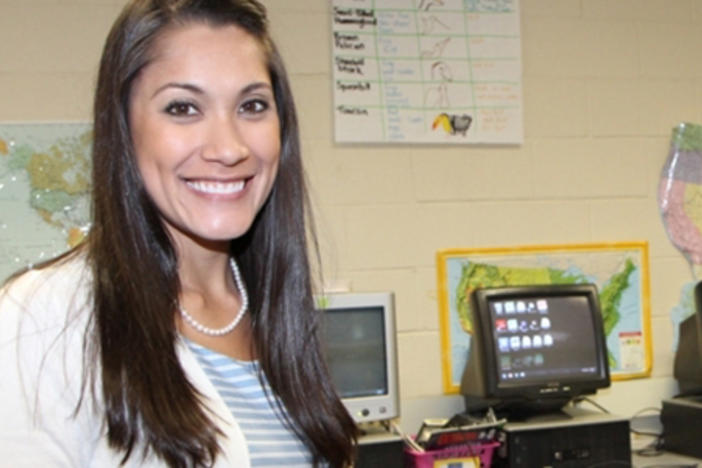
[129,23,280,245]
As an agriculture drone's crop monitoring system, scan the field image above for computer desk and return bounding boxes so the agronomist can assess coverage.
[631,434,701,468]
[354,428,702,468]
[398,396,702,467]
[632,450,700,467]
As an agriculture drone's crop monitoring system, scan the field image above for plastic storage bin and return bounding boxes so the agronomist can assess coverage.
[405,441,500,468]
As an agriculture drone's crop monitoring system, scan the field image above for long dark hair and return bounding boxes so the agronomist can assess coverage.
[87,0,357,466]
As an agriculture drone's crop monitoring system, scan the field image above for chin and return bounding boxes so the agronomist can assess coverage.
[197,222,254,242]
[166,211,258,245]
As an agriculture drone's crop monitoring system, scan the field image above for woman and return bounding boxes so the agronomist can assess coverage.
[0,0,357,466]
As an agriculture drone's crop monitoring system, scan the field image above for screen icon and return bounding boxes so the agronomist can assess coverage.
[537,299,548,312]
[540,317,551,329]
[500,355,511,370]
[507,319,518,332]
[544,334,554,347]
[498,337,510,352]
[510,336,521,351]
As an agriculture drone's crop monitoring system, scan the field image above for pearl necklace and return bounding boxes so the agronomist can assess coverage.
[178,257,248,336]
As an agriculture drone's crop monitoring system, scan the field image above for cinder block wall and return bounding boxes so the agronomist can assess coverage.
[2,0,701,418]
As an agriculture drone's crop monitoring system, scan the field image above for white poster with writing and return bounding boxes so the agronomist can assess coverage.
[332,0,522,144]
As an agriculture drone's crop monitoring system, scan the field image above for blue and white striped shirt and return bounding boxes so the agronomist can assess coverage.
[186,339,314,467]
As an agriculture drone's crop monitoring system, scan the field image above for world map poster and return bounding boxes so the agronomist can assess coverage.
[0,123,92,282]
[436,242,652,394]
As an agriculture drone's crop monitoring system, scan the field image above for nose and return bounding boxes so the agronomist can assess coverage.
[201,116,249,165]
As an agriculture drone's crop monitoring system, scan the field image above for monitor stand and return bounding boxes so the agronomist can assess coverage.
[463,395,572,422]
[512,408,573,424]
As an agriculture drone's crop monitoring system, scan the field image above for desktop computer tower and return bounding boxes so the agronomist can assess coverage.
[494,408,631,467]
[661,397,702,459]
[354,427,404,468]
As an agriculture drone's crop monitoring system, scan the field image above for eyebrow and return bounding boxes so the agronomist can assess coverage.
[151,82,203,99]
[150,81,273,99]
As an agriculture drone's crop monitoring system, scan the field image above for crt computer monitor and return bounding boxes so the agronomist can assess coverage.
[461,283,610,419]
[318,291,400,424]
[673,280,702,396]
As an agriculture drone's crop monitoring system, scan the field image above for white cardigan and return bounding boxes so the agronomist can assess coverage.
[0,256,250,467]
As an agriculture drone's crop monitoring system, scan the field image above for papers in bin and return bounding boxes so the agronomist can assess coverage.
[415,415,505,452]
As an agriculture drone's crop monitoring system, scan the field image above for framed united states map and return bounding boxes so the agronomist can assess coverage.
[437,242,652,394]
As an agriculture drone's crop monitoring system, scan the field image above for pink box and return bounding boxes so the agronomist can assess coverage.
[405,441,500,468]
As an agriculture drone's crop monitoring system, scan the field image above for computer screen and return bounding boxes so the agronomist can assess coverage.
[319,291,400,424]
[461,284,610,417]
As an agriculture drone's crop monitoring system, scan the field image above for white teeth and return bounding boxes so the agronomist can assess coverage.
[187,180,245,195]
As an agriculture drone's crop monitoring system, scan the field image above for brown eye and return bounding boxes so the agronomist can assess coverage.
[239,99,269,115]
[164,101,198,116]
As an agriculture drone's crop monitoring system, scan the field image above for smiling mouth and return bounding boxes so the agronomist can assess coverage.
[186,179,245,195]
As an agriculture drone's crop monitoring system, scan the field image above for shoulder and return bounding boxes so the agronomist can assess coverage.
[0,251,93,398]
[0,251,92,329]
[2,250,91,299]
[0,252,99,465]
